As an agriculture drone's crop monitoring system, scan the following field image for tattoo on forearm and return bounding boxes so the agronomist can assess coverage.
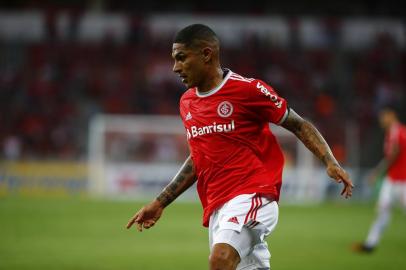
[299,121,337,166]
[156,157,196,207]
[282,110,338,167]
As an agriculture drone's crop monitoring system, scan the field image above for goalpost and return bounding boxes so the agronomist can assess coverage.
[88,114,328,202]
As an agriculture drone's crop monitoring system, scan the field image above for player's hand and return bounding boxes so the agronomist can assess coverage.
[326,163,354,198]
[126,200,164,232]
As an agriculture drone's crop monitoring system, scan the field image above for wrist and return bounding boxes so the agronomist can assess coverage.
[153,198,167,209]
[327,161,340,168]
[322,154,339,168]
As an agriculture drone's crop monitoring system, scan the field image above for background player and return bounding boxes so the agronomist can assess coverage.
[354,105,406,253]
[126,24,353,270]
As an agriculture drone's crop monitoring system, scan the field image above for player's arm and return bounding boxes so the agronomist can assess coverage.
[281,108,354,198]
[156,155,197,206]
[126,155,197,231]
[370,143,400,182]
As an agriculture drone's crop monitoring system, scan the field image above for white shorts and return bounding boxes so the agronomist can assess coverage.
[209,193,279,270]
[377,178,406,210]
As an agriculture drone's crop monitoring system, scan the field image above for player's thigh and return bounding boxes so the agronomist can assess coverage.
[377,179,394,211]
[212,227,257,260]
[210,242,241,269]
[217,202,278,270]
[214,195,278,252]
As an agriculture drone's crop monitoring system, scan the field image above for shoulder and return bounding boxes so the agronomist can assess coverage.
[229,71,275,92]
[228,71,265,95]
[229,72,281,103]
[228,72,256,84]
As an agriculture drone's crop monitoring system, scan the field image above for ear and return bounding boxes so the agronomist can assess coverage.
[201,47,213,63]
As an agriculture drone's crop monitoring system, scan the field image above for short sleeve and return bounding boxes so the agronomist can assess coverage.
[384,125,402,156]
[246,79,288,124]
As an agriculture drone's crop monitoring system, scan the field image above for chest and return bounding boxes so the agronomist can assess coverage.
[183,94,247,126]
[182,94,249,141]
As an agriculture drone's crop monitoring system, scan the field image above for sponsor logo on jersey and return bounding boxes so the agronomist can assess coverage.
[185,112,192,121]
[217,101,233,117]
[186,120,235,139]
[256,82,283,108]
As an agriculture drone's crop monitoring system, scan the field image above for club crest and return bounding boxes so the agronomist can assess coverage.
[217,101,233,118]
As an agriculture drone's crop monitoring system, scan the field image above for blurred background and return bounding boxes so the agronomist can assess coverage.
[0,1,405,270]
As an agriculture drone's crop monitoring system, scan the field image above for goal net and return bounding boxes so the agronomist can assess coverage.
[88,114,329,203]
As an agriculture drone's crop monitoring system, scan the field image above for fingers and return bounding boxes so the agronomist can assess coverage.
[135,211,145,231]
[334,167,353,186]
[126,209,156,232]
[126,218,135,229]
[329,166,354,199]
[135,211,144,223]
[340,179,353,199]
[137,221,143,232]
[126,209,144,230]
[341,185,351,198]
[126,213,139,229]
[143,220,156,229]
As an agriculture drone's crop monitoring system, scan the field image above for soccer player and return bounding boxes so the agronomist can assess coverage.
[354,105,406,253]
[126,24,353,270]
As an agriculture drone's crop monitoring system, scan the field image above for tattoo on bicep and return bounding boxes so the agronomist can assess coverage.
[281,111,303,134]
[156,160,196,207]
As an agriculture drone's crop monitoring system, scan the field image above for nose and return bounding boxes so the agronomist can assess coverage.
[173,61,181,74]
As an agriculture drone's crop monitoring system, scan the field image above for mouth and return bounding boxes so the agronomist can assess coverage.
[179,74,188,83]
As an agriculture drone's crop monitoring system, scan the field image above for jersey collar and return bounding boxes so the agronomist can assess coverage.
[195,69,232,98]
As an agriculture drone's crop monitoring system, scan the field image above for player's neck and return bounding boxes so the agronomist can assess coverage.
[197,67,224,93]
[386,120,400,131]
[391,120,400,128]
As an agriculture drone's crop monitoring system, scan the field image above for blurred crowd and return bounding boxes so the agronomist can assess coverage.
[0,15,405,165]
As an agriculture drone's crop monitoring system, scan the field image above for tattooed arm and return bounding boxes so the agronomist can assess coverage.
[126,155,197,231]
[281,108,354,198]
[156,155,197,207]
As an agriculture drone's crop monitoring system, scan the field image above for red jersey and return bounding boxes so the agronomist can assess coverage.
[179,70,288,227]
[384,123,406,181]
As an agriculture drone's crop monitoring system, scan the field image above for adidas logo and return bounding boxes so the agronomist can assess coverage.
[185,112,192,121]
[227,216,239,224]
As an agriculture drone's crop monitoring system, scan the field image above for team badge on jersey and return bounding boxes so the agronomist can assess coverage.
[217,101,233,118]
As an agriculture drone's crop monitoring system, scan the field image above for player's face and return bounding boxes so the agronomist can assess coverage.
[172,43,205,88]
[378,109,395,130]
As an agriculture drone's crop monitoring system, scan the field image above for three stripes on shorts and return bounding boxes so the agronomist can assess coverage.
[244,195,263,228]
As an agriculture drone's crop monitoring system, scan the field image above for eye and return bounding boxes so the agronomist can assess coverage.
[175,53,186,62]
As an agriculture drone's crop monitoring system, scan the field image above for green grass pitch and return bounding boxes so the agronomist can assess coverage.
[0,196,405,270]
